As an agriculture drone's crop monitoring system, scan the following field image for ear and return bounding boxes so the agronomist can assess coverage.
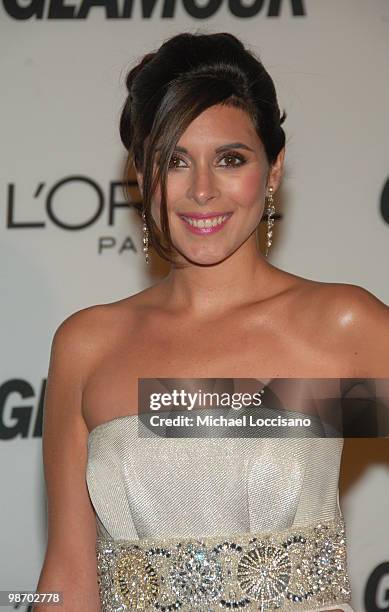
[267,147,285,192]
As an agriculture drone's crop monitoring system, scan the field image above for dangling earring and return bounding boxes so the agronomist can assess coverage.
[265,186,276,258]
[142,208,150,264]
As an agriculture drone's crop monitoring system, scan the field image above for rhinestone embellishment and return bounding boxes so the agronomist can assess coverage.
[96,517,351,611]
[237,544,291,606]
[115,548,159,609]
[168,542,224,605]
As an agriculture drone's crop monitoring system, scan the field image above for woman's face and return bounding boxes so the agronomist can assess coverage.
[139,103,284,265]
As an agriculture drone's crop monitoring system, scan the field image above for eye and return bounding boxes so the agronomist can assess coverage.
[217,151,247,168]
[168,155,187,170]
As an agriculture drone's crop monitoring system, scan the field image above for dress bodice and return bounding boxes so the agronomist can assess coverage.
[86,414,344,542]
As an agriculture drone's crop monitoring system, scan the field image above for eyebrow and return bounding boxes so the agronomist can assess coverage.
[173,142,255,154]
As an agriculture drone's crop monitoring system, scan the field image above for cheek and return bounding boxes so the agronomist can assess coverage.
[228,168,265,207]
[165,174,187,203]
[151,177,183,226]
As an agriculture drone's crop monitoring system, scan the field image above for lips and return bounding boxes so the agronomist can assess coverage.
[178,212,233,235]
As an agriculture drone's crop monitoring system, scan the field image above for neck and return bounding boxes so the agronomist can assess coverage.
[159,234,287,319]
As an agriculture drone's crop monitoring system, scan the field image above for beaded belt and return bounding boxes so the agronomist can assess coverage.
[96,517,351,611]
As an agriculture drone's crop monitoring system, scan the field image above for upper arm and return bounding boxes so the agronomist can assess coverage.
[36,309,102,610]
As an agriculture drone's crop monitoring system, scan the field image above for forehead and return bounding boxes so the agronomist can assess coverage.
[177,104,261,149]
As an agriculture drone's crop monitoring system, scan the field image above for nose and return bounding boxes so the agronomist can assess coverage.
[186,165,220,206]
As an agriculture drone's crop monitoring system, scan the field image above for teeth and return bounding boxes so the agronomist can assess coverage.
[182,214,229,228]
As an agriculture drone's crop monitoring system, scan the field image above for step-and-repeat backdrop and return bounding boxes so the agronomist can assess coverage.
[1,1,389,610]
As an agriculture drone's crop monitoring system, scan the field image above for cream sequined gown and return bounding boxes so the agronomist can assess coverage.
[86,411,354,612]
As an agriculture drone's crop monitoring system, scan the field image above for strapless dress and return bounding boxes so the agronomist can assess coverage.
[86,412,354,611]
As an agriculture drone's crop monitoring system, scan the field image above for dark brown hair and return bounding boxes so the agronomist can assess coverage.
[119,31,287,265]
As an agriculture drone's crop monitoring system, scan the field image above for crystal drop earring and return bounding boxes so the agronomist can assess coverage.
[142,209,150,264]
[265,186,276,258]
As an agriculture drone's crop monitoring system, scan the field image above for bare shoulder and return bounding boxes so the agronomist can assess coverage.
[51,303,113,371]
[308,281,389,327]
[301,281,389,376]
[51,289,152,368]
[53,290,149,344]
[54,301,122,335]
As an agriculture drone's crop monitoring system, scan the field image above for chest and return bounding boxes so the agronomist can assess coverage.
[82,312,348,432]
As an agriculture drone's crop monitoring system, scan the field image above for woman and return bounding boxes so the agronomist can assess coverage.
[35,32,389,611]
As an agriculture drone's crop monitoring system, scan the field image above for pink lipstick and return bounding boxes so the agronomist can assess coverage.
[178,212,233,235]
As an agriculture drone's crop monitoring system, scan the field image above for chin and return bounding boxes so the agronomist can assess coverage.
[179,248,232,267]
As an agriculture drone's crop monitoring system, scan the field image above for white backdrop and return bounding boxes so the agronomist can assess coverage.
[1,1,389,610]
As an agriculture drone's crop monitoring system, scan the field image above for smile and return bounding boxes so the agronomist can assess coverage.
[179,213,232,234]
